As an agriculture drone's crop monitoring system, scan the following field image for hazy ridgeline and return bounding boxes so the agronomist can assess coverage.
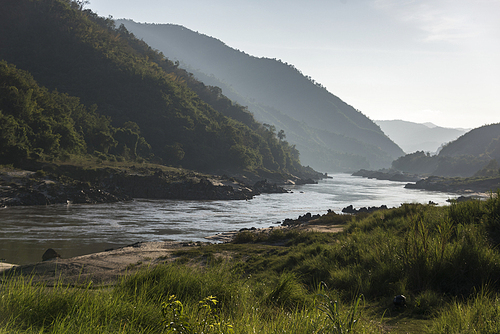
[117,20,405,172]
[375,120,468,154]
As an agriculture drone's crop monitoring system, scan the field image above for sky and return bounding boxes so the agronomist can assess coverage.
[87,0,500,129]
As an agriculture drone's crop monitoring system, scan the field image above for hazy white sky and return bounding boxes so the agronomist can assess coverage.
[88,0,499,129]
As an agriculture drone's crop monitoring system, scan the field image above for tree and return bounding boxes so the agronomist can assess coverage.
[72,0,89,10]
[277,129,286,141]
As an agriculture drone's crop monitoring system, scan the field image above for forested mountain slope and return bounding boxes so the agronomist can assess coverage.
[392,123,500,177]
[439,123,500,158]
[0,60,147,163]
[0,0,311,178]
[117,20,404,171]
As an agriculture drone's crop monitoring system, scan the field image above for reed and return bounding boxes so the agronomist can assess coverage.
[429,289,500,333]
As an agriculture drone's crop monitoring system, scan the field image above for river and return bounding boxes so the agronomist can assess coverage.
[0,173,458,265]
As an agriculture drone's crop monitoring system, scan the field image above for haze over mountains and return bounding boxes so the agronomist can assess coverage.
[5,0,495,181]
[117,20,404,172]
[375,120,469,154]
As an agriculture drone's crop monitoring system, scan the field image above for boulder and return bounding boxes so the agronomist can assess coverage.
[253,179,289,194]
[42,248,60,261]
[342,204,388,214]
[393,295,407,308]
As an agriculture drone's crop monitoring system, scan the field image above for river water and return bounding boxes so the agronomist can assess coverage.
[0,173,458,265]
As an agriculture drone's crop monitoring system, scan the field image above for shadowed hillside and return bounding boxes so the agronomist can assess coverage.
[117,20,405,171]
[392,123,500,177]
[0,0,319,180]
[439,123,500,158]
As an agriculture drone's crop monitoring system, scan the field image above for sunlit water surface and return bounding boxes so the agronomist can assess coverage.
[0,173,458,264]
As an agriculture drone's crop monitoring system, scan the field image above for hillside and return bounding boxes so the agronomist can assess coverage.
[439,123,500,158]
[375,120,468,154]
[116,20,405,171]
[391,123,500,177]
[0,0,318,180]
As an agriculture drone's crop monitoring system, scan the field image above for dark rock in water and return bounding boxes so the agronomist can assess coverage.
[342,205,355,214]
[446,195,478,203]
[393,295,406,308]
[42,248,60,261]
[296,212,320,221]
[281,212,321,227]
[342,204,388,214]
[353,169,423,182]
[405,175,500,194]
[294,178,318,185]
[253,179,289,194]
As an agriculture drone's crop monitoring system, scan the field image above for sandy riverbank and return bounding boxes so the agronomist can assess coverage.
[0,263,16,271]
[0,222,343,285]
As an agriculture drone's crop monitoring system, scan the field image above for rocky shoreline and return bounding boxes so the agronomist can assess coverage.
[404,175,500,194]
[352,169,423,182]
[0,165,319,207]
[353,169,500,195]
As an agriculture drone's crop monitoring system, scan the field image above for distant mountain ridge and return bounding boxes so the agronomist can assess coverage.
[117,20,404,171]
[375,120,469,154]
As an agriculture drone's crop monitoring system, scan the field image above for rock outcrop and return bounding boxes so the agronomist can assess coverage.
[42,248,61,261]
[281,212,321,227]
[0,166,300,206]
[253,180,289,195]
[405,176,500,194]
[341,204,388,214]
[353,169,422,182]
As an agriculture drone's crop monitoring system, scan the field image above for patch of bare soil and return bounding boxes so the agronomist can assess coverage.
[1,241,208,285]
[0,262,16,271]
[296,223,344,233]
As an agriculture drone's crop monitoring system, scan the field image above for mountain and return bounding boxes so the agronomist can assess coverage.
[391,123,500,177]
[0,0,315,179]
[439,123,500,158]
[375,120,468,154]
[116,20,405,171]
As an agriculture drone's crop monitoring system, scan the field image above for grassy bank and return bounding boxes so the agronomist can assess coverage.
[2,192,500,333]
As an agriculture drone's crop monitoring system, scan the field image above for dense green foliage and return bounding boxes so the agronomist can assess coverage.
[0,0,306,175]
[117,20,405,171]
[0,60,150,163]
[392,151,438,174]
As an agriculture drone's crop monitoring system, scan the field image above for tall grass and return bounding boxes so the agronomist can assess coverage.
[429,289,500,333]
[1,262,381,333]
[0,275,163,333]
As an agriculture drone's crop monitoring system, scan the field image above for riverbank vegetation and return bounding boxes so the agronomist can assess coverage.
[2,192,500,332]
